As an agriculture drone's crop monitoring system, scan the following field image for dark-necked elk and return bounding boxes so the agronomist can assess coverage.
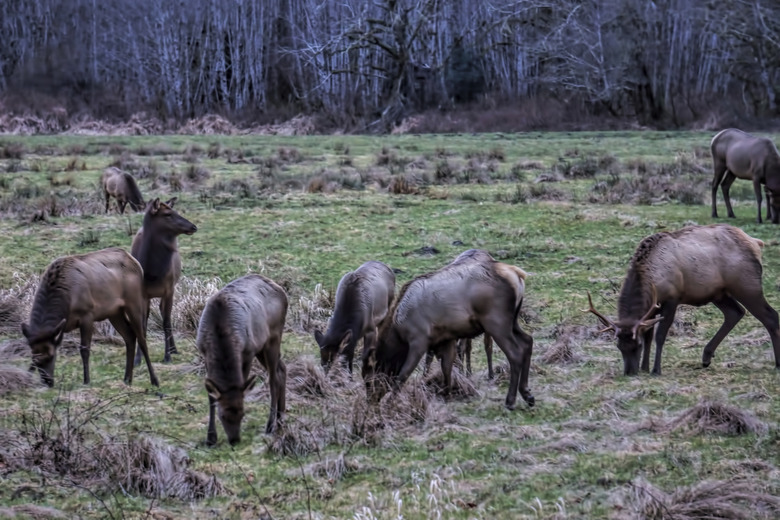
[131,197,197,364]
[586,224,780,376]
[362,249,534,410]
[101,167,145,214]
[710,128,780,224]
[314,261,395,373]
[21,247,159,387]
[197,275,288,446]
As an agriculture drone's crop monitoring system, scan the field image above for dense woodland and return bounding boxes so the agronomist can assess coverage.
[1,0,780,132]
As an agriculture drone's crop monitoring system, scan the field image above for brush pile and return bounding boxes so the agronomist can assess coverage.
[628,477,780,519]
[664,399,768,436]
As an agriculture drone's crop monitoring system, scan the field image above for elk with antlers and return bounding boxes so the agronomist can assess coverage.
[586,224,780,376]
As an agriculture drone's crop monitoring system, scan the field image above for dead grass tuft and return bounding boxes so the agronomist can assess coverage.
[0,141,26,159]
[178,114,237,135]
[0,364,36,395]
[169,277,222,337]
[664,399,768,436]
[0,505,68,519]
[304,452,363,483]
[539,324,586,365]
[423,365,479,400]
[265,417,322,457]
[388,174,418,194]
[286,357,332,399]
[626,477,780,520]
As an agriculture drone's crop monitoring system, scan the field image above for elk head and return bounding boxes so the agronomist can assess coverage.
[314,329,352,371]
[584,290,663,375]
[22,318,66,387]
[205,375,257,445]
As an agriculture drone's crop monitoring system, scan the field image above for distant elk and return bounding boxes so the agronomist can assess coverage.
[101,167,145,214]
[363,249,534,410]
[21,247,159,387]
[710,128,780,224]
[131,197,197,365]
[586,224,780,376]
[314,261,395,374]
[197,275,288,446]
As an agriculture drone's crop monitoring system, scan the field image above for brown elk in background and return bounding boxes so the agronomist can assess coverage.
[101,166,145,214]
[363,249,534,410]
[21,247,159,387]
[710,128,780,224]
[314,261,395,374]
[131,197,197,364]
[586,224,780,376]
[197,275,288,446]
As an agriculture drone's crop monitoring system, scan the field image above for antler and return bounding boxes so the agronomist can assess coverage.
[583,291,618,335]
[631,285,663,339]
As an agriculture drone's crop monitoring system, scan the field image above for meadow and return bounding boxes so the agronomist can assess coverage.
[0,130,779,519]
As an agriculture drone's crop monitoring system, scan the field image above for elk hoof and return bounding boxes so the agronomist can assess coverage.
[150,376,160,387]
[522,393,535,408]
[504,402,516,411]
[701,360,711,368]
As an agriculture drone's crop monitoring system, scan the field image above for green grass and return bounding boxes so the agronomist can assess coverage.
[1,131,780,519]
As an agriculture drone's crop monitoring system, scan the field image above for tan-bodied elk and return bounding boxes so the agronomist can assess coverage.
[21,247,159,387]
[131,197,197,364]
[362,249,534,410]
[101,166,145,214]
[586,224,780,376]
[314,261,395,373]
[197,274,288,446]
[710,128,780,224]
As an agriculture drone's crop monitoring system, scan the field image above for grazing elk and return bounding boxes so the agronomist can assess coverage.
[131,197,197,365]
[21,247,159,387]
[101,167,145,214]
[423,334,495,379]
[710,128,780,224]
[197,275,288,446]
[314,261,395,374]
[362,249,534,410]
[586,224,780,376]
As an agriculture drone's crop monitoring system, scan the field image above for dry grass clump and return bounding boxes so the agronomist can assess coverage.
[166,276,222,336]
[3,395,228,501]
[0,505,67,519]
[250,114,316,136]
[184,164,211,184]
[388,174,418,194]
[178,114,237,135]
[664,399,768,436]
[422,365,479,400]
[286,357,332,399]
[95,435,228,499]
[265,417,323,457]
[539,324,586,365]
[625,477,780,520]
[0,273,38,335]
[0,364,36,395]
[380,379,436,426]
[0,141,26,159]
[303,452,363,483]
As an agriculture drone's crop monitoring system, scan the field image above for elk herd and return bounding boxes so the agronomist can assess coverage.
[15,128,780,446]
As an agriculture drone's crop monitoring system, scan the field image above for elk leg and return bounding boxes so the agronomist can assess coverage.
[720,172,737,219]
[160,295,176,362]
[438,341,457,398]
[257,340,286,434]
[394,341,428,390]
[464,338,472,375]
[134,299,152,367]
[359,331,377,376]
[207,394,218,446]
[127,311,159,387]
[732,293,780,369]
[104,192,111,213]
[488,329,526,410]
[78,321,94,385]
[515,326,534,407]
[423,350,435,376]
[119,200,127,214]
[485,334,494,380]
[651,302,679,376]
[711,162,728,218]
[753,177,764,224]
[640,328,653,372]
[702,296,745,367]
[764,185,773,222]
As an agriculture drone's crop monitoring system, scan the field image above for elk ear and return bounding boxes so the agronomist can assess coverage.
[339,330,353,353]
[164,197,178,208]
[150,197,161,214]
[243,374,258,395]
[204,378,221,400]
[52,319,67,345]
[314,329,325,348]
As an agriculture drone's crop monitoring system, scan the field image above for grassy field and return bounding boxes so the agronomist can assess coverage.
[1,131,780,519]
